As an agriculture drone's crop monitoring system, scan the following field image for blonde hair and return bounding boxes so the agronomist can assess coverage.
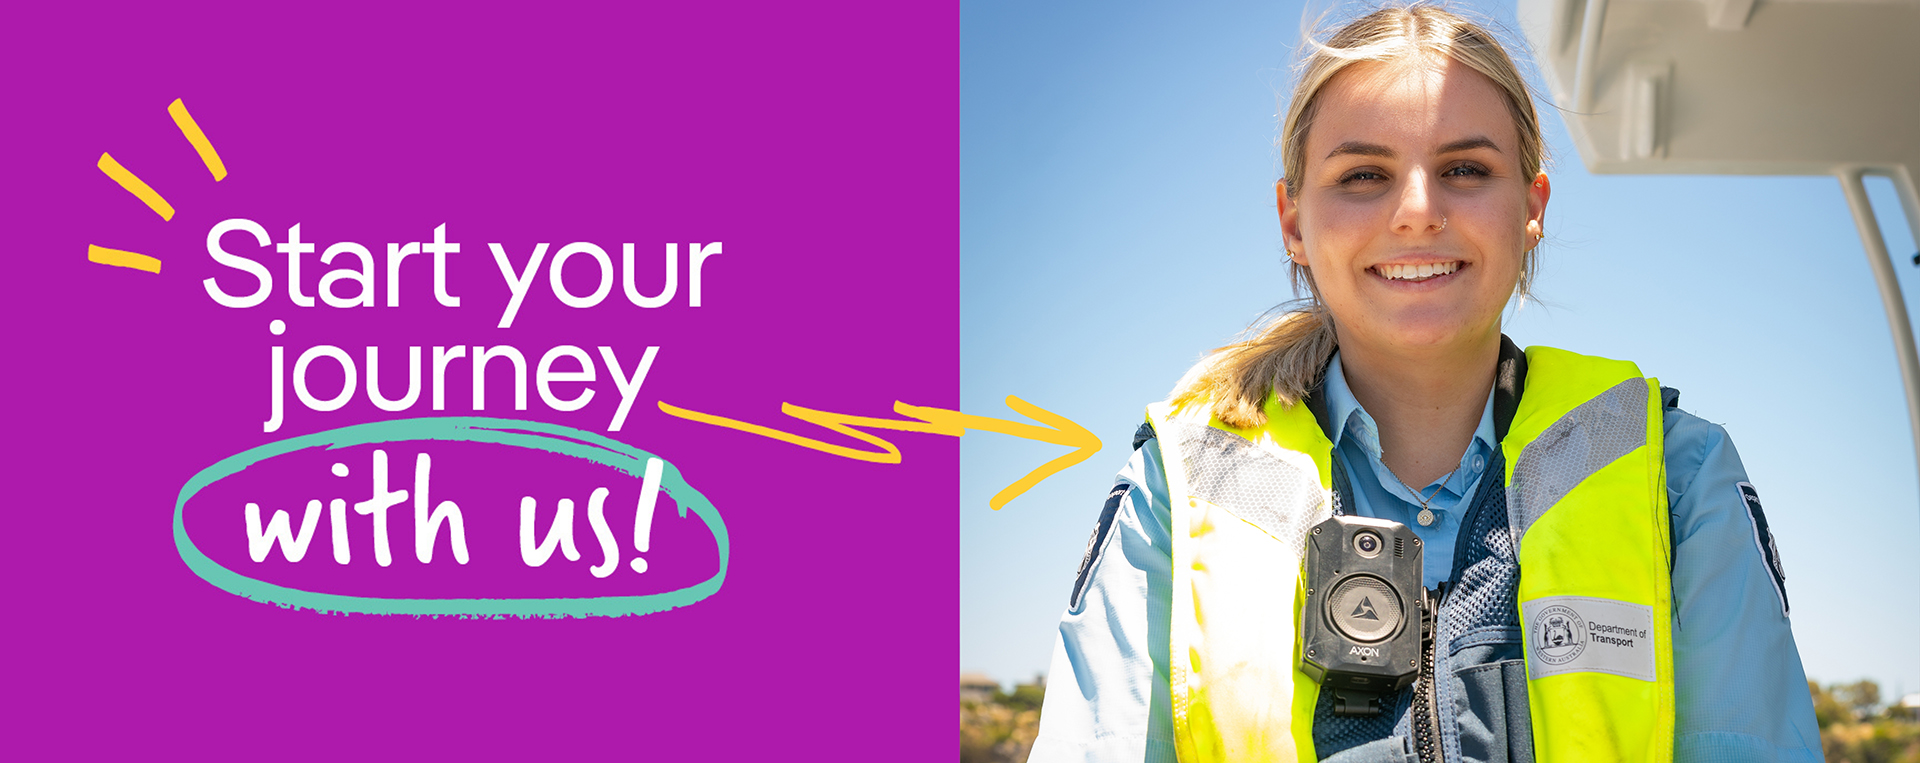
[1173,3,1546,428]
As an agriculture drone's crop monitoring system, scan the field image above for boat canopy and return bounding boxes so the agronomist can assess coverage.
[1519,0,1920,472]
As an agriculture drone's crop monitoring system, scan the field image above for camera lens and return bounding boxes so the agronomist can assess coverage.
[1353,531,1383,558]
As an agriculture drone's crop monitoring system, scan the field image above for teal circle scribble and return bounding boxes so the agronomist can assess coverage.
[173,417,729,618]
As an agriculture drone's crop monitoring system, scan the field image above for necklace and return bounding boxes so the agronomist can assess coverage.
[1387,461,1461,527]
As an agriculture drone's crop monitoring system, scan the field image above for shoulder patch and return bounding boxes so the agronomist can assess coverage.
[1069,483,1132,609]
[1736,482,1789,616]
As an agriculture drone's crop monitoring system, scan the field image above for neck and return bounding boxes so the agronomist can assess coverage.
[1337,328,1500,487]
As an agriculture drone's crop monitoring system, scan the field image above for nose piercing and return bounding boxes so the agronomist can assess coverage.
[1432,217,1447,232]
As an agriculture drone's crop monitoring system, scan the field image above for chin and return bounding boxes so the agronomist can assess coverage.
[1369,315,1498,353]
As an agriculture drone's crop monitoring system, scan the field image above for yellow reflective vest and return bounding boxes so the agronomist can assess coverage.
[1146,346,1674,763]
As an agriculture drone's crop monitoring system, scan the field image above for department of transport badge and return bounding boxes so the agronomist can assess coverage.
[1522,596,1656,681]
[1532,604,1588,666]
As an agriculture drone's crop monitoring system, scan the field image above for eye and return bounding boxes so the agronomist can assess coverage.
[1339,169,1386,185]
[1442,164,1489,178]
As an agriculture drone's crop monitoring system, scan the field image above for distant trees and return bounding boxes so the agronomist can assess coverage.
[1811,679,1920,763]
[957,675,1920,761]
[994,680,1046,714]
[961,675,1045,763]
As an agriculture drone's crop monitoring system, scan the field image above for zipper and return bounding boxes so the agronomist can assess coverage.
[1411,582,1446,763]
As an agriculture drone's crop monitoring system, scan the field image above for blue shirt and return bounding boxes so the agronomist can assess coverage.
[1324,352,1497,588]
[1029,371,1823,762]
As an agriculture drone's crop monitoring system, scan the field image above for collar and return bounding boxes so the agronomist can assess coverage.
[1323,350,1498,464]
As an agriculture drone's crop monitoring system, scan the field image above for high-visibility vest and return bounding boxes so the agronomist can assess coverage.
[1147,346,1675,763]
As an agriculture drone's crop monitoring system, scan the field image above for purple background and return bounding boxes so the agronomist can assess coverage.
[4,3,956,758]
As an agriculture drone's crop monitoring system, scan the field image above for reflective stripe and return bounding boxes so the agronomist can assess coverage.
[1177,422,1327,543]
[1507,378,1649,549]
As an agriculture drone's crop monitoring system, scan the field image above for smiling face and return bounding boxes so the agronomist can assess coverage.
[1280,55,1548,357]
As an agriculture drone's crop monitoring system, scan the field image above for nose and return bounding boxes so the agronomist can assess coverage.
[1389,170,1446,235]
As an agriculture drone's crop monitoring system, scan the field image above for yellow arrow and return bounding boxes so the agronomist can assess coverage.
[656,396,1103,510]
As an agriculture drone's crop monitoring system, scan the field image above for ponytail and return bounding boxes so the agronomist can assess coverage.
[1170,303,1337,429]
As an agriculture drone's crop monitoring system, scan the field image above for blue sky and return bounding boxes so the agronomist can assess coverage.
[960,0,1920,700]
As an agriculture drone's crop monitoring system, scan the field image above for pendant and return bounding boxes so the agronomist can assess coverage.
[1417,508,1436,527]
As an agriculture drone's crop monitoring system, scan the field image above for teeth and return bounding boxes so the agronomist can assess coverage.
[1380,262,1459,280]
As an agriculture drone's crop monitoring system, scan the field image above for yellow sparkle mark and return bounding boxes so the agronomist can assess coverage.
[87,244,162,273]
[96,152,175,220]
[658,396,1102,510]
[167,98,226,181]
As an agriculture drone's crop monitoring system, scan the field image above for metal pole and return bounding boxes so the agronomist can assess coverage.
[1891,168,1920,263]
[1839,167,1920,483]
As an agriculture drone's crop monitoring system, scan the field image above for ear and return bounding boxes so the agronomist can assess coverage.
[1277,180,1306,264]
[1526,172,1551,243]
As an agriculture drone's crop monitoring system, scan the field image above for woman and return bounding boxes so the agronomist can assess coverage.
[1028,6,1822,762]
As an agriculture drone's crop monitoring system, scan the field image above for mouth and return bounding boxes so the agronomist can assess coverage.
[1371,261,1463,283]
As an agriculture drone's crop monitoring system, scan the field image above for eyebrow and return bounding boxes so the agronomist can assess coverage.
[1324,136,1503,160]
[1326,141,1395,160]
[1437,136,1501,154]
